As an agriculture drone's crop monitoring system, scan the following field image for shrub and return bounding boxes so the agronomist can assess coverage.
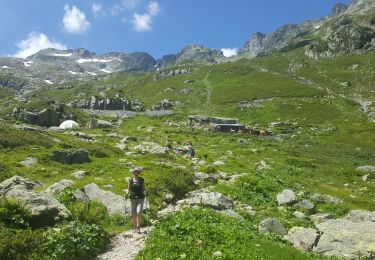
[0,198,32,229]
[58,190,109,225]
[164,169,196,200]
[43,221,108,260]
[0,125,52,148]
[0,226,45,259]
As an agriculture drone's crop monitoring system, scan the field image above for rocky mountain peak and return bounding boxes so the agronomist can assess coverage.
[331,3,349,17]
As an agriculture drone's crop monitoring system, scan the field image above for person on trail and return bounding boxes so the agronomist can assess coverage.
[187,141,195,159]
[125,168,146,234]
[165,139,173,152]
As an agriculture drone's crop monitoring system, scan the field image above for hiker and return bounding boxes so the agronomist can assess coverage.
[165,139,173,152]
[125,168,146,234]
[187,141,195,159]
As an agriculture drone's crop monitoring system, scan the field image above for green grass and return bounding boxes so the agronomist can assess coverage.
[138,209,326,260]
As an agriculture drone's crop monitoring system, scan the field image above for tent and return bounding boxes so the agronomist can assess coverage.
[59,120,80,130]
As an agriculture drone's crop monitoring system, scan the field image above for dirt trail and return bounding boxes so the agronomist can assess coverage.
[98,226,153,260]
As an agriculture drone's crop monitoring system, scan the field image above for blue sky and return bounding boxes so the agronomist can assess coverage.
[0,0,351,59]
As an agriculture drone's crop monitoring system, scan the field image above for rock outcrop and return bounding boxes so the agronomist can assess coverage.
[313,210,375,259]
[83,183,129,215]
[259,218,287,235]
[11,108,62,127]
[74,95,144,112]
[0,176,70,226]
[52,149,89,164]
[276,189,297,206]
[286,210,375,259]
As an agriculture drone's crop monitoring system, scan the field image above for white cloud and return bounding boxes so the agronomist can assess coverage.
[122,0,140,10]
[132,13,152,31]
[131,1,160,32]
[13,32,67,59]
[110,0,140,15]
[221,48,238,57]
[63,5,91,34]
[147,1,160,16]
[92,3,106,17]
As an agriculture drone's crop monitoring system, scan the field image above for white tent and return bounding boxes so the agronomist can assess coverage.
[59,120,80,130]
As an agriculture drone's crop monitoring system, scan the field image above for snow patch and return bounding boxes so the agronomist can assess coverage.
[86,71,97,76]
[24,61,33,67]
[44,80,54,84]
[69,70,83,75]
[76,58,113,64]
[1,66,10,69]
[53,53,72,57]
[99,68,112,73]
[314,25,321,29]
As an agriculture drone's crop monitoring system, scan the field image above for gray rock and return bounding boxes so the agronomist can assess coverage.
[103,184,113,189]
[362,174,372,181]
[314,210,375,259]
[256,160,271,170]
[194,172,218,182]
[212,161,226,166]
[285,227,320,251]
[331,3,348,17]
[294,199,316,214]
[356,165,375,173]
[178,190,233,210]
[71,170,87,179]
[293,211,306,219]
[310,193,344,204]
[276,189,297,206]
[96,119,114,129]
[20,157,38,167]
[132,142,166,155]
[0,176,70,225]
[84,183,128,215]
[74,189,90,204]
[310,213,333,224]
[52,149,89,164]
[259,218,287,235]
[45,179,74,195]
[219,209,245,222]
[48,126,64,132]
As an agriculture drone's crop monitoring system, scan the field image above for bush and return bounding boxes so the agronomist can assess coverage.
[164,169,196,200]
[58,190,109,225]
[0,198,33,229]
[0,226,45,259]
[0,124,52,148]
[43,221,108,260]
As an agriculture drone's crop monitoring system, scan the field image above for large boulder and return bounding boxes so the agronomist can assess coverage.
[356,165,375,173]
[259,218,287,235]
[314,210,375,259]
[178,190,233,210]
[294,199,316,214]
[45,179,74,195]
[310,193,344,204]
[36,109,61,127]
[285,227,320,251]
[0,176,70,226]
[52,149,89,164]
[82,183,150,215]
[20,157,38,167]
[276,189,296,206]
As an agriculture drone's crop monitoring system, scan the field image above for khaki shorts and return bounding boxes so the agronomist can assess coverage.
[130,199,144,215]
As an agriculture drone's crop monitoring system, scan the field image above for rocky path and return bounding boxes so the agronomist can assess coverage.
[98,226,154,260]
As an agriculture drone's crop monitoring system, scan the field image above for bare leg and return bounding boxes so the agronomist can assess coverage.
[132,214,137,230]
[136,213,142,229]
